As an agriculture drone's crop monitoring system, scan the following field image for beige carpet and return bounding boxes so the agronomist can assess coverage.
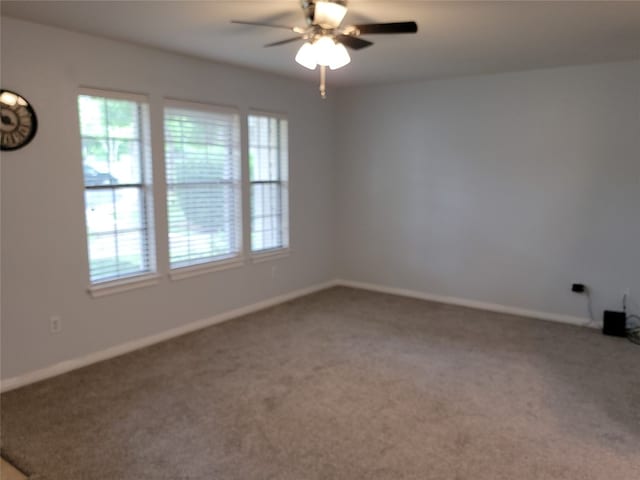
[1,287,638,479]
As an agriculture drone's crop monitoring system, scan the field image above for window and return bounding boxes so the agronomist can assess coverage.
[164,101,241,270]
[77,90,155,285]
[248,113,289,254]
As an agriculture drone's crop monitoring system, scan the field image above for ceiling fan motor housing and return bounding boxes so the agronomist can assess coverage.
[301,0,348,27]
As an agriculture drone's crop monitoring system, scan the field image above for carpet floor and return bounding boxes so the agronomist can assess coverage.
[1,287,639,479]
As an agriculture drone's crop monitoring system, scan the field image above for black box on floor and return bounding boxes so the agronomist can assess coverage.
[602,311,626,337]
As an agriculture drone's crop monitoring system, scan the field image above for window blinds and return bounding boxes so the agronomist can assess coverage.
[164,102,241,269]
[248,114,289,253]
[78,91,155,284]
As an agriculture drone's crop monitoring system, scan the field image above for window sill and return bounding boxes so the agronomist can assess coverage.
[169,256,244,281]
[250,248,290,263]
[88,273,161,298]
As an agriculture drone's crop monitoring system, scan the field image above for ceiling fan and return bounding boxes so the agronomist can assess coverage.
[232,0,418,98]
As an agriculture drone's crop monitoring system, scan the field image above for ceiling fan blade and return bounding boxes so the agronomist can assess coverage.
[264,37,303,47]
[231,20,304,33]
[335,34,373,50]
[351,22,418,35]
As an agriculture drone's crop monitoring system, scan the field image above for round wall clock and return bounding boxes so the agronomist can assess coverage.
[0,89,38,151]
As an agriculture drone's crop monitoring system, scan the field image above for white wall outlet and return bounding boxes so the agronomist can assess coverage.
[50,315,62,334]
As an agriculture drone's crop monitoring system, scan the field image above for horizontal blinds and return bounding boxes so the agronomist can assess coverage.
[164,104,241,269]
[248,114,289,252]
[78,93,154,284]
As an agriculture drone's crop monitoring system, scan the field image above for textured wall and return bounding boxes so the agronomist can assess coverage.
[335,61,640,321]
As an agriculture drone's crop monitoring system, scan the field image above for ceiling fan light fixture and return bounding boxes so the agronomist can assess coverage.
[313,36,336,66]
[313,1,348,28]
[328,42,350,70]
[297,36,350,71]
[295,42,318,70]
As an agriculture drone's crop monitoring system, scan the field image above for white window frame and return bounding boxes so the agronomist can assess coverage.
[248,110,290,261]
[77,88,158,296]
[163,99,243,280]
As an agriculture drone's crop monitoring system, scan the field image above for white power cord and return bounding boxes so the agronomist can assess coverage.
[623,292,640,345]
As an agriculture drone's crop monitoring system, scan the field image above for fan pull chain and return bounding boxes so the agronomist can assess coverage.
[320,65,327,99]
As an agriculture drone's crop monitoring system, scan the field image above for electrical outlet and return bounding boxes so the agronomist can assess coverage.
[50,315,62,334]
[571,283,586,293]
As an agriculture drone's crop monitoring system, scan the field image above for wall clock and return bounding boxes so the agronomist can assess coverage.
[1,89,38,151]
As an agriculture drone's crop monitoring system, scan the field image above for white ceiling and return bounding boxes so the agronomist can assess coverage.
[2,1,640,86]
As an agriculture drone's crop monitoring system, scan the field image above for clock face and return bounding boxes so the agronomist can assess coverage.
[0,89,38,151]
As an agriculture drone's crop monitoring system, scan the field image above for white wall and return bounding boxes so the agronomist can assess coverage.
[336,61,640,321]
[0,18,337,380]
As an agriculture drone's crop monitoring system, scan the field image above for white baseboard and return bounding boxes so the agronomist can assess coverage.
[334,279,594,329]
[0,280,338,393]
[1,278,594,393]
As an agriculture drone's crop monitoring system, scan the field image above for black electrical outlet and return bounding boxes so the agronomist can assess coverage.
[572,283,586,293]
